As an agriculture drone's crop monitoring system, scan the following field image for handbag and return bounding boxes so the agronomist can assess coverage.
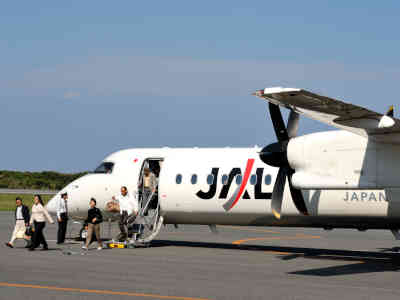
[25,226,34,237]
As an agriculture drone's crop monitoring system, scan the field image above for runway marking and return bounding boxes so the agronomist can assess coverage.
[231,234,321,256]
[232,234,321,246]
[0,282,211,300]
[220,226,279,234]
[232,236,370,263]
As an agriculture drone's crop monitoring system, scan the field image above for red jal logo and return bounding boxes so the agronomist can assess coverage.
[196,159,272,211]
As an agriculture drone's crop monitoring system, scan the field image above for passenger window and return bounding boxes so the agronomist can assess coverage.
[191,174,197,184]
[176,174,182,184]
[265,175,271,185]
[207,174,214,185]
[236,175,242,185]
[250,174,257,185]
[222,174,228,185]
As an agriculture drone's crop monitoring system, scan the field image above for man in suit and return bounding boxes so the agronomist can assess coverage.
[56,192,69,244]
[5,197,30,248]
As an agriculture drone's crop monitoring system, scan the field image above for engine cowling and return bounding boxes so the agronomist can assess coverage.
[287,130,378,189]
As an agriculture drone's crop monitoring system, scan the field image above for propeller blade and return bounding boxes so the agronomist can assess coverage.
[287,170,309,216]
[271,167,287,219]
[287,110,300,138]
[269,102,289,142]
[266,104,308,218]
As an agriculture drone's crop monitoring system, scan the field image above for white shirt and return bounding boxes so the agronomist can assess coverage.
[16,206,23,220]
[116,193,138,215]
[56,197,68,218]
[30,203,54,224]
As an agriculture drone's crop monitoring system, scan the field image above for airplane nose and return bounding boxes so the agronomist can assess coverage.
[45,173,112,217]
[46,193,61,214]
[45,174,100,216]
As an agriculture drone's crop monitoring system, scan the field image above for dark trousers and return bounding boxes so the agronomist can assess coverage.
[31,221,47,249]
[57,213,68,243]
[119,211,128,236]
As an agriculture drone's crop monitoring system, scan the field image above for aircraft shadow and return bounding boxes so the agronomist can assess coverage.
[152,239,400,276]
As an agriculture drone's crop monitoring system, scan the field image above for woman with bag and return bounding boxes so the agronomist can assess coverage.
[82,198,103,250]
[5,197,30,248]
[29,195,54,251]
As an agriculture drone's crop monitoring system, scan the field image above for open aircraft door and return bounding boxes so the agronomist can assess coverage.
[133,157,164,243]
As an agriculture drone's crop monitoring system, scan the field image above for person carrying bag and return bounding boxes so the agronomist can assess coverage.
[82,198,103,250]
[5,197,30,249]
[29,195,54,251]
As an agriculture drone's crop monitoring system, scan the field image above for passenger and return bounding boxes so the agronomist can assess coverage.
[56,192,69,244]
[142,168,157,212]
[29,195,54,251]
[112,186,138,240]
[5,197,30,248]
[82,198,103,250]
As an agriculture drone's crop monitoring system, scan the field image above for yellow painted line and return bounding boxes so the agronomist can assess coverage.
[232,236,282,245]
[220,226,279,234]
[232,234,321,256]
[294,234,321,239]
[0,282,211,300]
[232,234,321,246]
[231,235,369,264]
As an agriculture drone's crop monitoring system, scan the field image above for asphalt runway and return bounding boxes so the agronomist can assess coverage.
[1,211,400,300]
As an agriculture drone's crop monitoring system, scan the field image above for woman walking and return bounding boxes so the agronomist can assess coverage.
[82,198,103,250]
[29,195,54,251]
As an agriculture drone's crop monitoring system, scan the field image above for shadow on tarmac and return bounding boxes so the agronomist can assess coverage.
[152,239,400,276]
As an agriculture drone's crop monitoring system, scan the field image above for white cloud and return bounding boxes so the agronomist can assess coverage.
[63,91,81,99]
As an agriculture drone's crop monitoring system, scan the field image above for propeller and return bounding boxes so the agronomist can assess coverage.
[260,102,308,219]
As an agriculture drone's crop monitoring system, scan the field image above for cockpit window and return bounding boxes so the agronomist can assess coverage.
[94,162,114,174]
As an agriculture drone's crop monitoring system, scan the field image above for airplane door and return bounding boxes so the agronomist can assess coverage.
[138,158,163,210]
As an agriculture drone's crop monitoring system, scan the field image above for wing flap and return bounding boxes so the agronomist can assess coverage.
[254,87,400,144]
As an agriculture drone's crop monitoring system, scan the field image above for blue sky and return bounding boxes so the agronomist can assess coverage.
[1,1,400,172]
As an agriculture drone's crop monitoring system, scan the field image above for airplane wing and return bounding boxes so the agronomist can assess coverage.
[254,87,400,144]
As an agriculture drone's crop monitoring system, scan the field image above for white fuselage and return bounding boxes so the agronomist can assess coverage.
[46,132,400,230]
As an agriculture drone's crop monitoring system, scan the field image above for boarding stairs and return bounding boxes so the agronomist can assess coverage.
[127,190,163,245]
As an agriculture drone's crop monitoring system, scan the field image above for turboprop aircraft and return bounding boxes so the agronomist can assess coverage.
[46,87,400,243]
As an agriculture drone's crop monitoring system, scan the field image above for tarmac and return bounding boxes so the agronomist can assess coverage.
[1,211,400,300]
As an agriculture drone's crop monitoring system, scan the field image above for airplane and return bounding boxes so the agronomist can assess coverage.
[45,87,400,244]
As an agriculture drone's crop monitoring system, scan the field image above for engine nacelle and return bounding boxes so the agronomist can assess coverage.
[286,130,400,189]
